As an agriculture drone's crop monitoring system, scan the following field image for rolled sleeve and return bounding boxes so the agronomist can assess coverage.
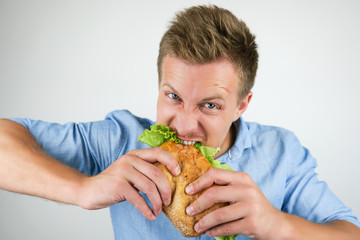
[9,118,102,176]
[9,110,153,177]
[282,134,360,227]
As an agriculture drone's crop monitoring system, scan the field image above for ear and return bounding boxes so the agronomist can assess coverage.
[233,92,253,121]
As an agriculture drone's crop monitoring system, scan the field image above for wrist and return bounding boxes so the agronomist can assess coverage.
[274,212,299,240]
[52,171,88,208]
[73,175,94,209]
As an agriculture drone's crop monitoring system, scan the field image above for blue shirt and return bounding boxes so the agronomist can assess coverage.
[11,110,360,239]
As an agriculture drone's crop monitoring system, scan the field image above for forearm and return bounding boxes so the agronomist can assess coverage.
[0,119,86,206]
[280,212,360,240]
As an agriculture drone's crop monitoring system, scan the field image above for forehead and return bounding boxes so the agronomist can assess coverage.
[160,56,238,99]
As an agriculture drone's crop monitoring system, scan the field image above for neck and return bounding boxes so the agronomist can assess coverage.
[214,122,237,159]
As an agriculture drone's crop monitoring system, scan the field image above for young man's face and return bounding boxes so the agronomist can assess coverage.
[156,56,251,157]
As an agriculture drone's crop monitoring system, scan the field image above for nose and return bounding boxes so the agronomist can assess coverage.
[171,109,200,138]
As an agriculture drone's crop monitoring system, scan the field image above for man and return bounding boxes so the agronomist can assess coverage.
[0,5,359,240]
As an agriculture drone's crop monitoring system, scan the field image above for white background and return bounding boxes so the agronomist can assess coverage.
[0,0,359,239]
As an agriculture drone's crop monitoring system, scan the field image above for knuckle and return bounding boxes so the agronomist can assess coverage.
[197,217,210,234]
[241,172,251,181]
[201,187,216,202]
[247,216,259,233]
[120,154,134,165]
[245,186,258,199]
[144,181,157,193]
[127,149,137,156]
[221,224,232,235]
[197,203,204,213]
[163,184,172,198]
[149,166,163,179]
[243,172,250,177]
[192,201,201,213]
[207,186,220,197]
[190,180,199,191]
[152,198,162,210]
[132,194,144,209]
[196,219,204,230]
[214,209,225,222]
[206,168,217,179]
[119,154,130,162]
[192,199,205,213]
[112,192,124,203]
[153,147,163,156]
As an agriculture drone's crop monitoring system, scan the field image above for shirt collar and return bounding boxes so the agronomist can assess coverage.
[224,116,252,162]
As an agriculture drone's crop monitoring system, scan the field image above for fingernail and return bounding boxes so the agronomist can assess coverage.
[186,205,194,216]
[165,198,171,206]
[156,208,162,216]
[150,214,156,221]
[185,184,193,194]
[194,223,200,232]
[175,166,181,176]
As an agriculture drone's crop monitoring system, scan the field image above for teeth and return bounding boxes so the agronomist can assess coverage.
[180,140,197,145]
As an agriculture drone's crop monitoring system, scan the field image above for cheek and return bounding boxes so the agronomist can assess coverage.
[199,113,234,145]
[199,116,225,137]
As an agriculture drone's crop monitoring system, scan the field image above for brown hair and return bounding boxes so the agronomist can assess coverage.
[157,5,258,101]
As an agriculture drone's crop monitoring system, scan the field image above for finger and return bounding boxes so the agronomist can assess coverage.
[186,185,240,216]
[131,156,172,206]
[129,148,180,176]
[205,219,246,238]
[185,168,238,195]
[194,203,248,234]
[123,181,156,221]
[126,168,163,217]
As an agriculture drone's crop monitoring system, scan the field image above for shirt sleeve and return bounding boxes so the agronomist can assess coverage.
[282,133,360,227]
[8,110,150,176]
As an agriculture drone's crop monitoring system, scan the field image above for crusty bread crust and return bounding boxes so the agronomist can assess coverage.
[156,141,227,237]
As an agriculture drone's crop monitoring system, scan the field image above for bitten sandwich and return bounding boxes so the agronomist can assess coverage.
[139,125,237,240]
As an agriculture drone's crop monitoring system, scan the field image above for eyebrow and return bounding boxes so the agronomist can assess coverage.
[201,96,225,102]
[162,83,181,97]
[161,83,225,102]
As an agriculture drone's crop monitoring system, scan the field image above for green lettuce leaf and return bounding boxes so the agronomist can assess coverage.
[138,124,180,147]
[138,124,237,239]
[215,235,237,240]
[193,143,233,171]
[138,124,233,171]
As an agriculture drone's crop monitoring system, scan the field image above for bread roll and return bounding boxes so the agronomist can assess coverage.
[155,141,228,237]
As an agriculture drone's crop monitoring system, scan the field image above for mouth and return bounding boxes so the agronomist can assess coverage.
[179,139,198,145]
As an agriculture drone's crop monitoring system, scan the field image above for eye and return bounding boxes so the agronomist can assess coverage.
[168,93,179,100]
[200,102,221,114]
[205,103,217,109]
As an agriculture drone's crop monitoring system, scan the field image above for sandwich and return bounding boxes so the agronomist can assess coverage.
[139,125,237,240]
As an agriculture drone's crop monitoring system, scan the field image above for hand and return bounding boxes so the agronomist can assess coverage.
[185,168,286,239]
[79,147,180,221]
